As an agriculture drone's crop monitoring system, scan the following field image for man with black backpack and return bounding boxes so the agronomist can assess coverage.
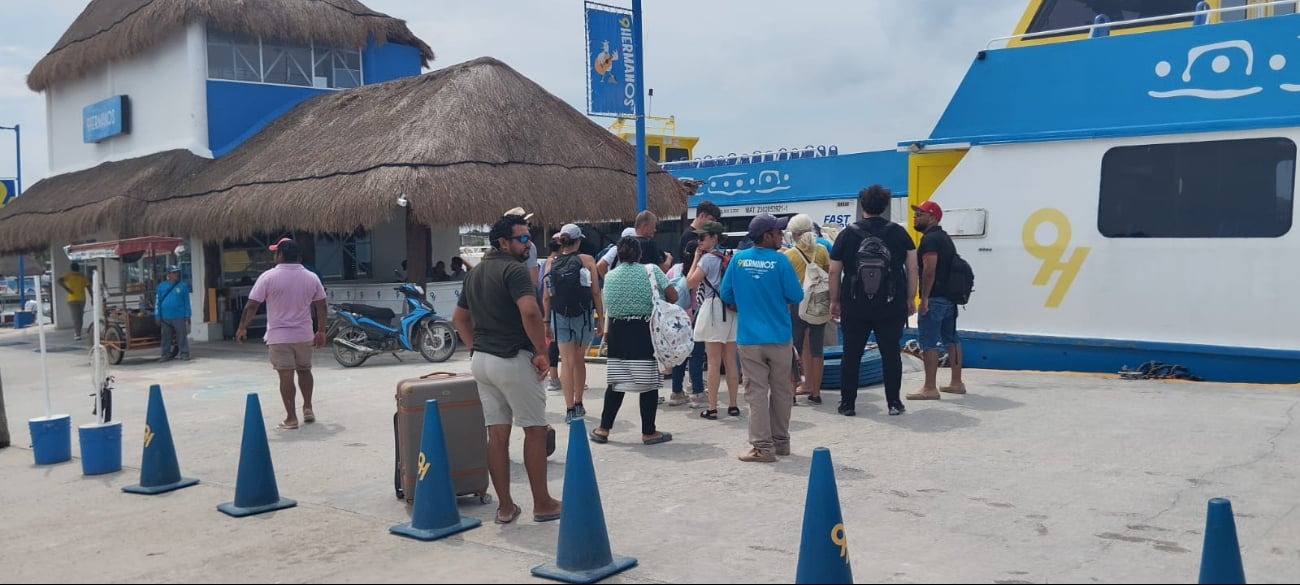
[907,200,966,400]
[829,185,918,417]
[543,224,604,423]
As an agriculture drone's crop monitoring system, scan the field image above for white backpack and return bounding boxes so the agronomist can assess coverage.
[796,248,833,325]
[644,265,695,371]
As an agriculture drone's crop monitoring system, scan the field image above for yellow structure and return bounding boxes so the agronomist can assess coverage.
[1009,0,1293,46]
[608,115,699,164]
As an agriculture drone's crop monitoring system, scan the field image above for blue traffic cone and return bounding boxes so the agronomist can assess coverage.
[796,447,853,584]
[531,418,636,584]
[390,399,481,540]
[1199,498,1246,584]
[123,385,199,495]
[217,393,296,517]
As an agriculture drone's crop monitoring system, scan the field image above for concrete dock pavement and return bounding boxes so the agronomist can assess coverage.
[0,325,1298,583]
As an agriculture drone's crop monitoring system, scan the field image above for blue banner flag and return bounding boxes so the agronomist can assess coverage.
[585,2,637,117]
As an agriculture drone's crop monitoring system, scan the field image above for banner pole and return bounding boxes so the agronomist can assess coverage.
[632,0,648,213]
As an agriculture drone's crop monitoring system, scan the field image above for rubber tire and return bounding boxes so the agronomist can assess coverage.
[104,325,125,365]
[418,321,457,363]
[332,326,370,368]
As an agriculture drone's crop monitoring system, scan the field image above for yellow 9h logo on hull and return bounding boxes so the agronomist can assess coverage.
[1023,209,1089,308]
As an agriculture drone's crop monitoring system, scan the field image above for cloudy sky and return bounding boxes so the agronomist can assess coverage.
[0,0,1027,186]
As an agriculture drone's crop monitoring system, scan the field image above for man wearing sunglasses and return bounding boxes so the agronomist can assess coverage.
[453,213,562,524]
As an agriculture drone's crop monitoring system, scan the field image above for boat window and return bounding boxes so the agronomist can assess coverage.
[1098,137,1295,238]
[665,147,691,163]
[1025,0,1200,37]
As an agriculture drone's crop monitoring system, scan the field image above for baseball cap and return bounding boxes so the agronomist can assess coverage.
[504,206,535,221]
[268,237,293,251]
[559,224,585,240]
[620,227,636,238]
[692,220,725,236]
[911,200,943,222]
[166,265,181,273]
[747,213,790,241]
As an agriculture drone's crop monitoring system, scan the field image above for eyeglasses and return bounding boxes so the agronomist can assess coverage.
[510,234,532,244]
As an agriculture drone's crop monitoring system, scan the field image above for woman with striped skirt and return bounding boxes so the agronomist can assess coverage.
[589,237,677,445]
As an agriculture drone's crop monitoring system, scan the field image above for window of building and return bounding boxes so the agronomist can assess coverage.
[207,28,362,89]
[1025,0,1200,37]
[1098,137,1295,238]
[314,230,372,281]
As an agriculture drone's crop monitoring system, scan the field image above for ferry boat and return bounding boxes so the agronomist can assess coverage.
[655,0,1300,384]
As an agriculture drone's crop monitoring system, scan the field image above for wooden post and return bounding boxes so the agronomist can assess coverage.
[203,242,221,323]
[405,208,429,286]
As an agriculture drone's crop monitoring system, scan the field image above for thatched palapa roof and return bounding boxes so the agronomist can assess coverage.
[27,0,434,92]
[140,57,687,240]
[0,57,687,251]
[0,255,45,277]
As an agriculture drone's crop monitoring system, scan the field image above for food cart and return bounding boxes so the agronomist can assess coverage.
[64,237,185,364]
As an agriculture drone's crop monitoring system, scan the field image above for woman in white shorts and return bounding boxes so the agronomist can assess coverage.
[687,221,741,419]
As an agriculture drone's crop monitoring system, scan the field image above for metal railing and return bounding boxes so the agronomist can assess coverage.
[987,0,1300,49]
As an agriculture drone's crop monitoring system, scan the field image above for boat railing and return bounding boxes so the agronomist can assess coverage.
[986,0,1300,49]
[661,144,838,171]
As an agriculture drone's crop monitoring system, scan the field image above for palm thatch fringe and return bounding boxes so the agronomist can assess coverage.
[0,57,686,252]
[28,0,433,92]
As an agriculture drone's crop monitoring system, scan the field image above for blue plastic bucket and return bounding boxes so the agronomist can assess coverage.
[29,414,72,465]
[79,422,123,475]
[13,310,35,328]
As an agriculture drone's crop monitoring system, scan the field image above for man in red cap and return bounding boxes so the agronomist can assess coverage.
[908,200,965,401]
[235,237,328,429]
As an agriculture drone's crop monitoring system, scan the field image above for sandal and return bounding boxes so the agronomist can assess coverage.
[494,504,522,525]
[302,409,316,423]
[642,432,673,445]
[276,421,299,430]
[699,409,718,420]
[728,406,741,417]
[589,429,609,444]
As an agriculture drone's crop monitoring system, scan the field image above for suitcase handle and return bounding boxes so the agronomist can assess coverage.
[418,371,459,380]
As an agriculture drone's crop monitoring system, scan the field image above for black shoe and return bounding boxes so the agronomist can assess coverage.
[808,395,822,405]
[889,404,904,416]
[838,404,856,417]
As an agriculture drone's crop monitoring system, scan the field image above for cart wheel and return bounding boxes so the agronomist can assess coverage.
[478,493,493,505]
[104,326,125,365]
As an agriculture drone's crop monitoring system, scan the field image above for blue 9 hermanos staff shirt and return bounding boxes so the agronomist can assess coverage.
[719,246,804,346]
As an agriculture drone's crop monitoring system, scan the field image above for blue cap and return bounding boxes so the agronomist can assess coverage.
[166,265,181,273]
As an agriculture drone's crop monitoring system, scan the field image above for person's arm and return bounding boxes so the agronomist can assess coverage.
[584,255,605,338]
[659,251,673,274]
[312,299,327,346]
[541,267,552,338]
[656,267,678,304]
[507,264,550,378]
[182,283,192,324]
[235,299,260,343]
[905,250,919,317]
[686,247,709,290]
[452,305,474,350]
[829,260,843,318]
[919,252,937,315]
[59,275,72,295]
[596,258,610,280]
[782,257,804,305]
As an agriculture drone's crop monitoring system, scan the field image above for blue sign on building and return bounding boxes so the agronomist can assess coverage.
[585,2,637,117]
[83,95,130,143]
[0,179,15,207]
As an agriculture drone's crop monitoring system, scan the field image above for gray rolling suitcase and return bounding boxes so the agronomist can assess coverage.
[394,371,491,504]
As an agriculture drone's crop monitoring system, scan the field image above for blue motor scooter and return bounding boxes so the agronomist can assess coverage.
[329,283,457,367]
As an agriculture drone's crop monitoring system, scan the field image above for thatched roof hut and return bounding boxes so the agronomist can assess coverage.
[27,0,434,92]
[0,255,45,277]
[0,57,686,251]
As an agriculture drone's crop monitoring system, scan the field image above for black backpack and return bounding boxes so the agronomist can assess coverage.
[547,253,591,317]
[948,253,974,305]
[850,223,895,304]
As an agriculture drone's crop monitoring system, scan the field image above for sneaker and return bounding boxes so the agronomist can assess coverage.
[178,354,191,361]
[807,395,822,405]
[545,379,562,393]
[906,389,941,400]
[574,403,586,417]
[565,408,576,423]
[940,384,967,394]
[738,448,777,463]
[666,393,689,406]
[775,443,791,456]
[158,356,174,363]
[688,395,708,409]
[74,335,83,341]
[889,404,905,416]
[657,395,666,405]
[837,404,856,417]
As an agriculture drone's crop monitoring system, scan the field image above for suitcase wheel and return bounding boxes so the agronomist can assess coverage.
[395,486,405,501]
[478,492,493,505]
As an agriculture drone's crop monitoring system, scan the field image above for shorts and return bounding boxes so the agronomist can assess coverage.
[693,298,737,343]
[471,351,548,428]
[789,306,826,358]
[918,297,960,350]
[550,312,595,346]
[268,342,314,370]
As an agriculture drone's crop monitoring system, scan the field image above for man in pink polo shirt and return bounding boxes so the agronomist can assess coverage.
[236,238,328,430]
